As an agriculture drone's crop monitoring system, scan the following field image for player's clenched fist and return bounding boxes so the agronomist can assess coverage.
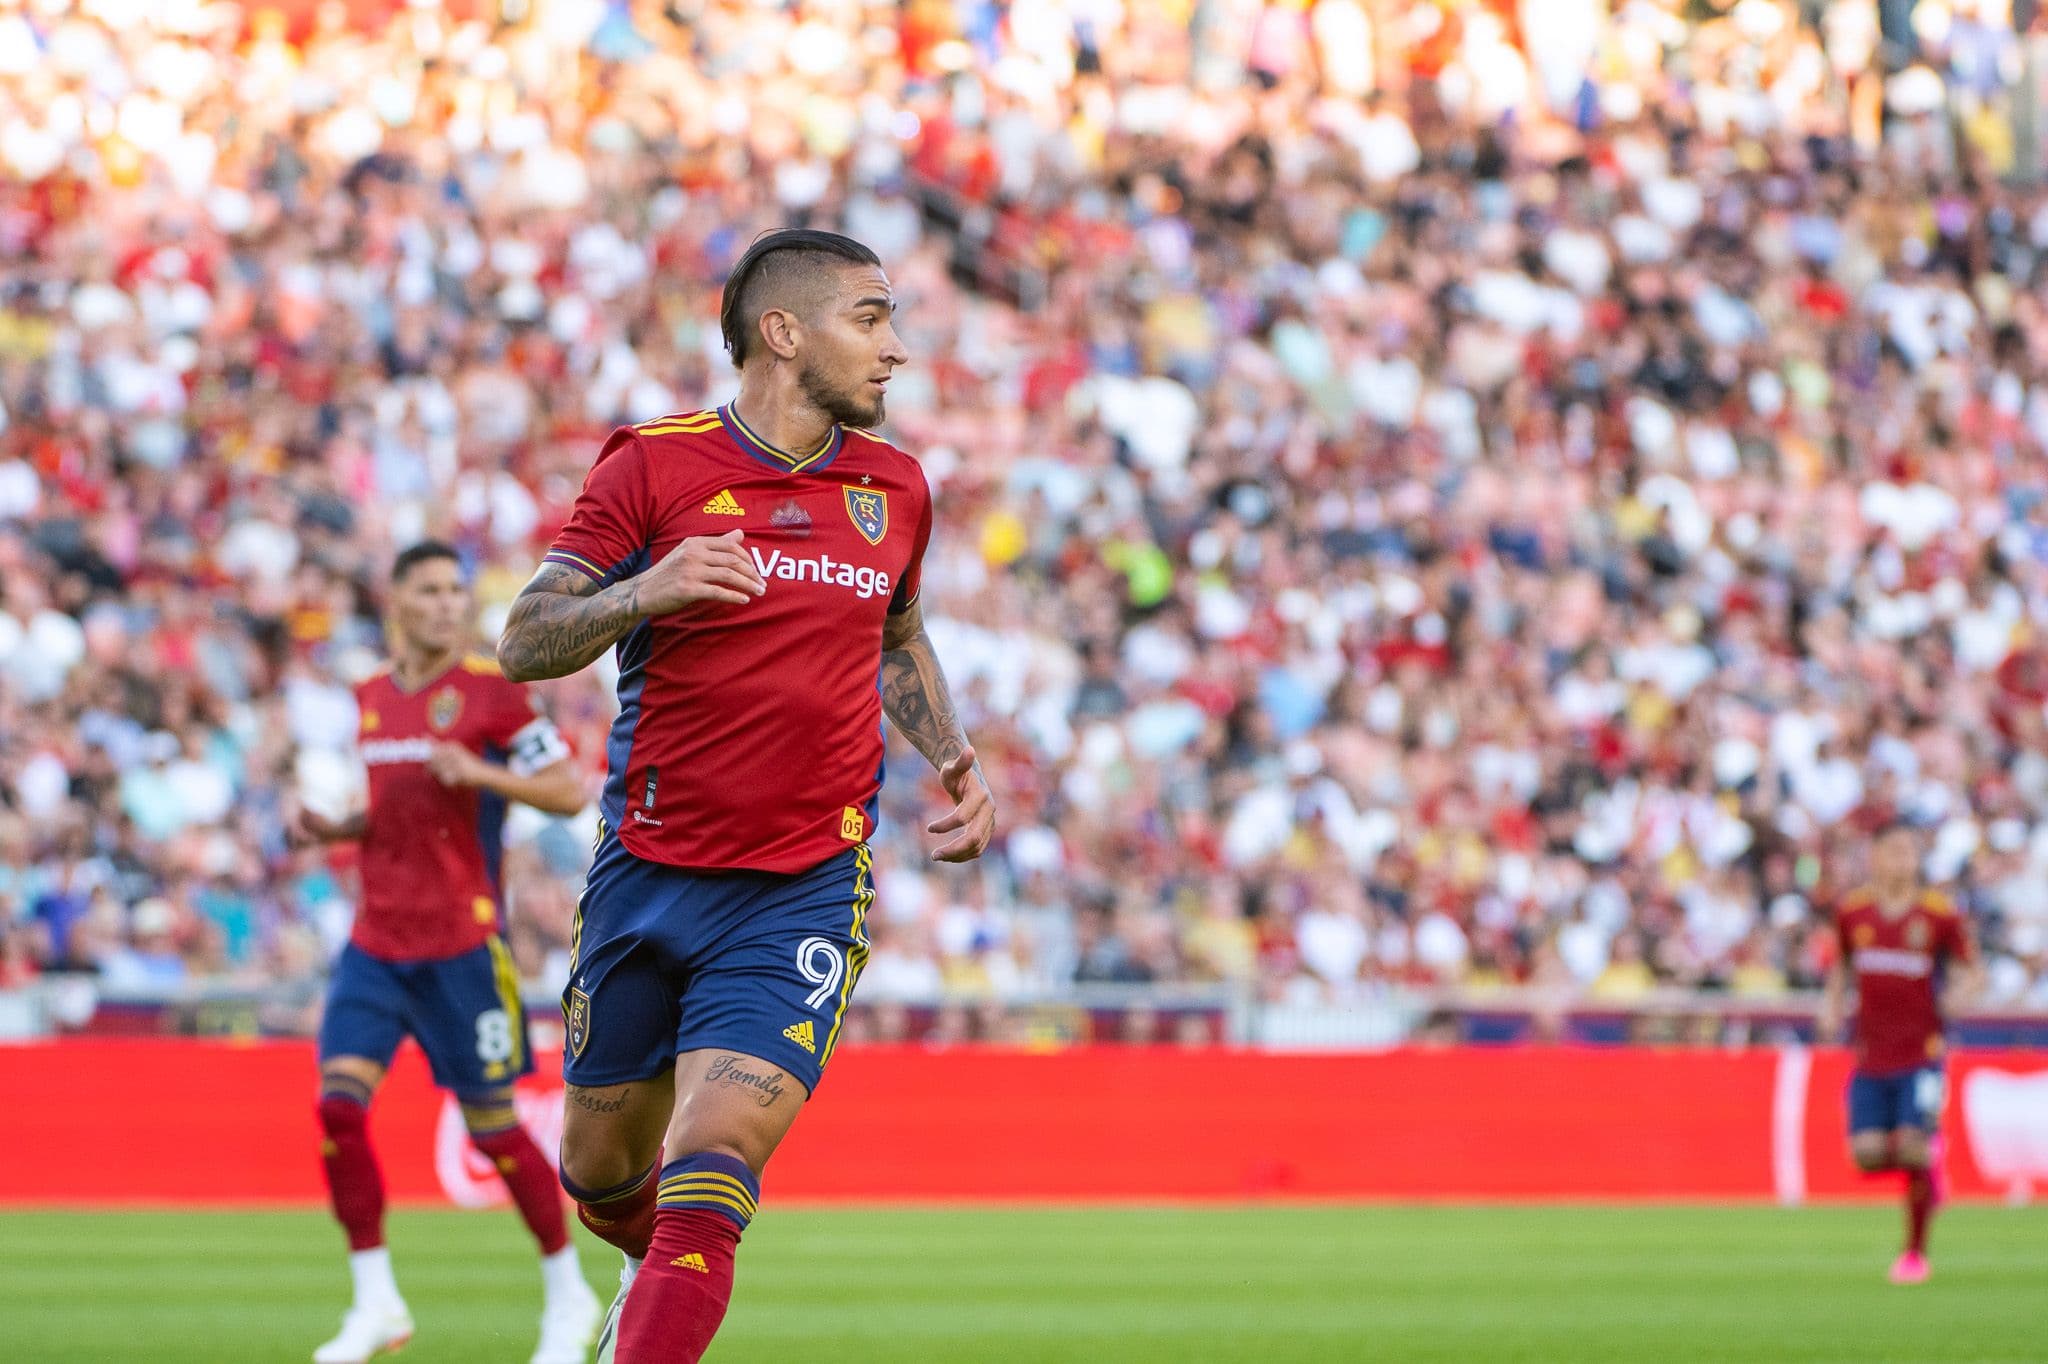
[632,529,766,615]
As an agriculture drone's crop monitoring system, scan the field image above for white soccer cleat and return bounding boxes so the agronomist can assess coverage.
[592,1255,640,1364]
[313,1302,414,1363]
[531,1273,604,1364]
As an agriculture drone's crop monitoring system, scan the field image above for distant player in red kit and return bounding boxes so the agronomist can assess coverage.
[497,229,995,1363]
[1820,824,1983,1284]
[293,542,600,1363]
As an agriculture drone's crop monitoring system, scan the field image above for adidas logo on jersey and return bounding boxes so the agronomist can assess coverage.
[703,489,745,516]
[782,1020,817,1054]
[671,1253,709,1273]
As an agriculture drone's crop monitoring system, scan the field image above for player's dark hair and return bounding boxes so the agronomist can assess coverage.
[390,540,462,585]
[718,229,882,369]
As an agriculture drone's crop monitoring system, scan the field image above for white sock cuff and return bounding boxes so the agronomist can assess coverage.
[541,1244,587,1294]
[348,1247,402,1308]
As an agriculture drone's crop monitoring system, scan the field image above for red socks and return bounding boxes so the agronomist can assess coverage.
[316,1096,385,1252]
[614,1153,760,1364]
[471,1125,571,1256]
[563,1161,661,1261]
[1906,1168,1934,1255]
[616,1209,742,1363]
[322,1086,570,1264]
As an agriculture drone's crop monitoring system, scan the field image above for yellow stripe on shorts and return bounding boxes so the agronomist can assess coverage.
[567,819,605,982]
[486,934,524,1073]
[819,844,874,1066]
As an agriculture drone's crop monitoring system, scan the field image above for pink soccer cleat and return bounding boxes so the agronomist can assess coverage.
[1889,1251,1930,1285]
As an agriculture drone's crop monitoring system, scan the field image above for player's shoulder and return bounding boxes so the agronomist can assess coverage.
[354,663,394,701]
[841,426,928,490]
[592,410,722,467]
[629,409,723,448]
[1834,887,1874,917]
[458,652,529,701]
[841,425,914,462]
[1919,889,1957,917]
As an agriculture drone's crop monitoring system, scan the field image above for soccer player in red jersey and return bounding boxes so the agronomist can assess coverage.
[497,229,995,1363]
[1819,824,1982,1284]
[293,542,601,1363]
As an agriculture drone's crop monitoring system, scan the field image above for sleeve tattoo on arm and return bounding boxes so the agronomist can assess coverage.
[880,615,967,771]
[498,563,642,682]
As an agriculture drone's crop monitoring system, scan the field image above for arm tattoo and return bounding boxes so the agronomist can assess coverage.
[880,623,968,772]
[498,563,643,682]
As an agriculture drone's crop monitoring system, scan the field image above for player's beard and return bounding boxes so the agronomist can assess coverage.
[798,358,884,430]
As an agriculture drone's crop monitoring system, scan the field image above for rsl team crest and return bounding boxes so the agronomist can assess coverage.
[843,486,887,546]
[566,986,592,1058]
[429,685,464,731]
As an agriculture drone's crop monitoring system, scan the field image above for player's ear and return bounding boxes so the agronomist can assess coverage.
[758,307,801,362]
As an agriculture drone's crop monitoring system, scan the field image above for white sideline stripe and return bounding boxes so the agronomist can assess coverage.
[1772,1046,1812,1207]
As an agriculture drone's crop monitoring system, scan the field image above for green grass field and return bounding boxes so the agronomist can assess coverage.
[1,1204,2042,1362]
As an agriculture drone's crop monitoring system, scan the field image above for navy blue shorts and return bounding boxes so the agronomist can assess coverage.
[1848,1066,1946,1136]
[318,937,533,1092]
[562,827,873,1096]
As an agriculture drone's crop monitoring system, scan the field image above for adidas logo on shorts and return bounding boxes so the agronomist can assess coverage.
[782,1020,817,1054]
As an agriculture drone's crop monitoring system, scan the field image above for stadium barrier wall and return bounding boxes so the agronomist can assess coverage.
[3,1041,2045,1206]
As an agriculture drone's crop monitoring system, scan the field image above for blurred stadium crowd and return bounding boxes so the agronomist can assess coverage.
[7,0,2048,1025]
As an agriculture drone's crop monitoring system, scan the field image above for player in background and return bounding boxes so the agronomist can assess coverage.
[1819,824,1983,1285]
[292,542,602,1363]
[496,228,995,1364]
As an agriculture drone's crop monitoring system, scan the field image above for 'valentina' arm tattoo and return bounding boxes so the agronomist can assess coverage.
[879,605,968,772]
[498,563,643,682]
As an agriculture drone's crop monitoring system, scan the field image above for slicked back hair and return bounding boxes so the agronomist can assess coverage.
[391,540,462,585]
[719,229,882,369]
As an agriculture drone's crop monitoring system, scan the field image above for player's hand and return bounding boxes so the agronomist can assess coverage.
[632,530,766,617]
[927,744,995,863]
[287,805,346,847]
[425,742,489,788]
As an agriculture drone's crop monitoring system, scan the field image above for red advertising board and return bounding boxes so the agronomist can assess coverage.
[2,1042,2044,1206]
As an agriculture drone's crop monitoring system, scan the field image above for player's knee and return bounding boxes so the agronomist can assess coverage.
[457,1091,521,1141]
[680,1140,758,1174]
[317,1091,369,1138]
[558,1127,643,1196]
[1892,1134,1932,1170]
[317,1070,375,1117]
[1849,1136,1892,1172]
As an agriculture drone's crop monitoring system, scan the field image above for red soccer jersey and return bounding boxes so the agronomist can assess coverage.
[1834,887,1973,1075]
[543,406,933,873]
[352,655,570,960]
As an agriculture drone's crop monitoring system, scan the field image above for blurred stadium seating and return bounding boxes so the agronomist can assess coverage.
[6,0,2048,1043]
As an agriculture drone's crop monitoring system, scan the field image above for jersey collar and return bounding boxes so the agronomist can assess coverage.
[386,652,465,697]
[718,402,843,475]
